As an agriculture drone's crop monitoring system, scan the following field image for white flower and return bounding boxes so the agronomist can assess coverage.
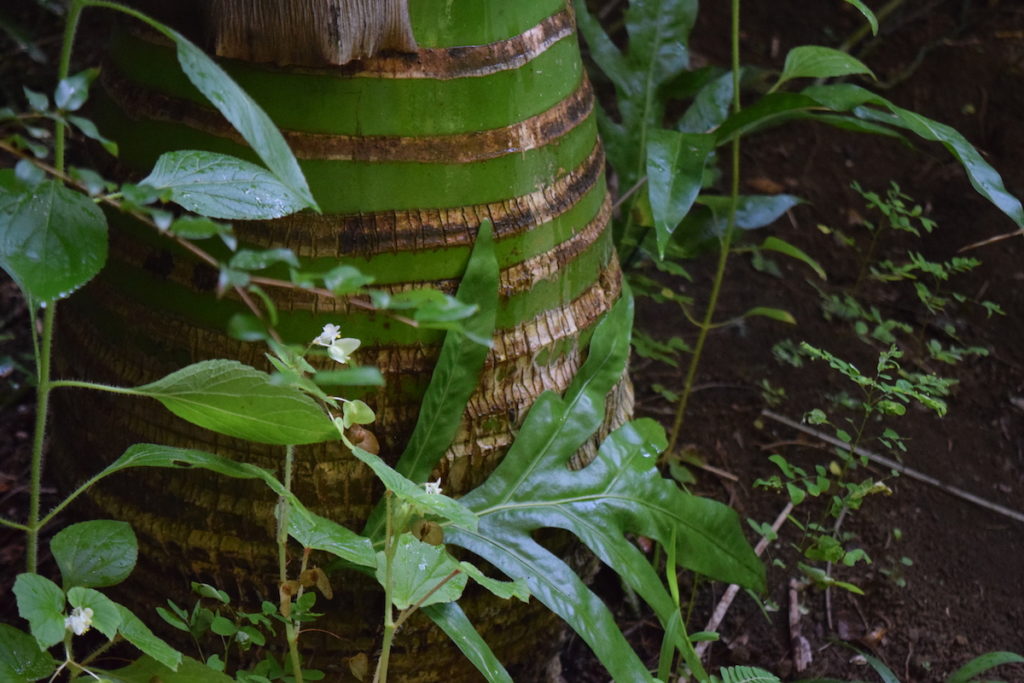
[327,337,361,365]
[313,323,342,347]
[65,606,94,636]
[423,479,443,495]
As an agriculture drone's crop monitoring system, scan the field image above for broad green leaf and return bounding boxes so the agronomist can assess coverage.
[95,444,376,569]
[133,360,336,445]
[140,151,308,220]
[398,219,497,480]
[457,562,529,602]
[0,171,107,301]
[114,604,183,671]
[678,69,734,133]
[422,603,513,683]
[646,129,716,257]
[757,236,826,280]
[776,46,874,90]
[444,296,662,682]
[445,290,762,680]
[947,651,1024,683]
[287,506,376,569]
[378,534,467,610]
[0,623,55,682]
[363,220,498,539]
[66,587,121,640]
[741,306,796,324]
[12,574,65,650]
[623,0,697,94]
[572,0,632,96]
[346,438,478,531]
[701,194,802,231]
[52,520,137,589]
[99,654,233,683]
[843,0,879,35]
[802,83,1024,228]
[54,68,98,111]
[145,25,317,210]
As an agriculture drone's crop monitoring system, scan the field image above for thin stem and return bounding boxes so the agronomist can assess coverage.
[277,445,304,683]
[666,0,743,457]
[54,0,85,173]
[374,492,397,683]
[49,379,138,394]
[27,303,55,573]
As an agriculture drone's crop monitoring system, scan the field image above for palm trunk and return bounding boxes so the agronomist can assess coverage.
[52,1,630,678]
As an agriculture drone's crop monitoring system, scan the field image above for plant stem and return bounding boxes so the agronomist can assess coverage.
[27,303,55,573]
[55,0,85,172]
[26,0,86,577]
[666,0,743,457]
[374,492,397,683]
[275,444,304,683]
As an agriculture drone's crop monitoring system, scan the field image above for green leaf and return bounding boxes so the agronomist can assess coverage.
[572,0,632,97]
[623,0,697,94]
[396,218,497,479]
[0,171,107,301]
[55,68,99,111]
[67,587,122,640]
[286,506,376,569]
[99,654,234,683]
[0,624,55,683]
[719,665,782,683]
[646,129,716,257]
[52,520,137,589]
[378,534,467,610]
[133,360,336,445]
[95,443,376,569]
[12,574,65,650]
[457,562,529,602]
[169,215,230,240]
[229,247,299,271]
[148,26,317,210]
[346,438,478,531]
[422,603,513,683]
[741,306,796,324]
[447,294,763,681]
[803,83,1024,228]
[757,236,826,279]
[210,616,236,636]
[843,0,879,35]
[67,114,119,155]
[947,651,1024,683]
[114,604,183,671]
[363,220,498,539]
[141,151,308,220]
[776,46,874,89]
[678,70,734,133]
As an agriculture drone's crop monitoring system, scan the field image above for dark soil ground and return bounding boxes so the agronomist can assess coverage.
[2,1,1024,682]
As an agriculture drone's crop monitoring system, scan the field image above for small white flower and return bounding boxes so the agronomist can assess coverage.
[65,606,94,636]
[327,337,361,365]
[423,479,443,495]
[313,323,342,347]
[235,630,251,644]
